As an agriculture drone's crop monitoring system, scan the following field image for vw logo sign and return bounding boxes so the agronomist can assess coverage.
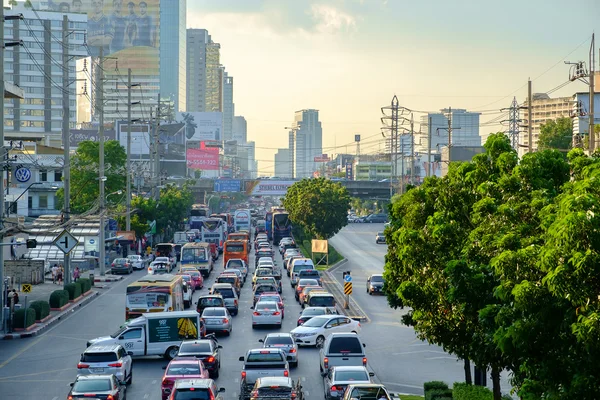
[14,167,31,183]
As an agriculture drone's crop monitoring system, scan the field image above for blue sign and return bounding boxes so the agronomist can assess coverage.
[14,167,31,183]
[89,239,95,244]
[344,274,352,283]
[214,179,241,193]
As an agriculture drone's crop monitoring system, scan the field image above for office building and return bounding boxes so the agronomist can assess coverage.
[205,41,222,112]
[418,109,481,156]
[290,109,323,178]
[233,116,247,143]
[4,5,87,146]
[186,29,209,112]
[354,161,392,181]
[275,148,291,178]
[222,72,234,140]
[242,141,257,179]
[160,0,187,112]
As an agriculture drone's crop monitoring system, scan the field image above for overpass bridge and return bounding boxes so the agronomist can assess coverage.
[186,179,393,201]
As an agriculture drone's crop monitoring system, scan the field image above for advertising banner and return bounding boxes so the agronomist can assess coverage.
[346,162,353,180]
[214,179,241,193]
[118,122,151,155]
[314,154,330,162]
[148,316,199,343]
[176,112,223,142]
[186,142,219,171]
[69,128,116,147]
[245,180,295,196]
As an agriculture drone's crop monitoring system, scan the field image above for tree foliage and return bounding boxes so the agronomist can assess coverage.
[384,131,600,399]
[282,178,351,240]
[537,117,572,152]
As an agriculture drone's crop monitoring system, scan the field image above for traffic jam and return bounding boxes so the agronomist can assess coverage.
[68,208,396,400]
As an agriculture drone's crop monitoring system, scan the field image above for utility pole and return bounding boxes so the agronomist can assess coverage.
[97,48,106,276]
[154,95,161,201]
[62,15,71,285]
[381,95,400,196]
[528,79,533,153]
[427,117,432,177]
[502,97,522,151]
[410,114,414,185]
[589,33,595,152]
[0,3,6,332]
[447,107,452,162]
[126,68,132,231]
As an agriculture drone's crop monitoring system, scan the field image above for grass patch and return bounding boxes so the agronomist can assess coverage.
[292,226,343,268]
[402,396,424,400]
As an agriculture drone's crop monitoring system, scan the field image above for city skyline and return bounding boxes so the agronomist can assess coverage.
[188,0,599,174]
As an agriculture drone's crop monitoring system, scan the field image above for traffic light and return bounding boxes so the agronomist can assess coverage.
[26,239,37,248]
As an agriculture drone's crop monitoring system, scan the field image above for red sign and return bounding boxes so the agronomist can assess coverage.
[314,153,330,162]
[187,142,219,170]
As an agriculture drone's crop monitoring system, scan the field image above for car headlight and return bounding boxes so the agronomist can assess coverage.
[293,332,313,338]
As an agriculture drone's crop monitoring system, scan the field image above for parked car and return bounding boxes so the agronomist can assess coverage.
[110,258,133,274]
[364,213,388,223]
[127,255,146,270]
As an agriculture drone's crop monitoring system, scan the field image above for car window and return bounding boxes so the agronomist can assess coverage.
[179,342,212,353]
[335,370,369,381]
[256,302,277,310]
[122,328,142,339]
[246,352,284,362]
[310,295,335,307]
[173,389,211,400]
[167,363,201,375]
[73,378,112,392]
[200,298,223,306]
[214,288,234,298]
[82,352,118,363]
[265,336,293,346]
[203,309,225,317]
[329,337,363,353]
[371,276,384,283]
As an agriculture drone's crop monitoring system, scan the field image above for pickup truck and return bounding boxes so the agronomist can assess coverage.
[238,348,292,400]
[319,333,367,373]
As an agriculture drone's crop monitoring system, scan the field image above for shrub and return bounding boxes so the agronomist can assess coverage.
[425,382,450,392]
[13,308,36,329]
[49,290,69,308]
[453,382,493,400]
[64,283,81,300]
[74,280,83,295]
[426,389,453,400]
[78,278,91,293]
[29,300,50,320]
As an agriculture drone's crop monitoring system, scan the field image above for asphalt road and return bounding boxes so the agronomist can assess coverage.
[330,223,512,396]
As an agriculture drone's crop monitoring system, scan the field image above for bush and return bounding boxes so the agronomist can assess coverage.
[13,308,36,329]
[64,283,82,300]
[29,300,50,320]
[78,278,91,293]
[426,389,453,400]
[49,290,69,308]
[424,381,450,392]
[453,382,493,400]
[74,280,83,295]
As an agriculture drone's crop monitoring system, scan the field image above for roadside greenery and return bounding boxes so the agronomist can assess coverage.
[537,116,572,152]
[384,132,600,399]
[292,225,343,266]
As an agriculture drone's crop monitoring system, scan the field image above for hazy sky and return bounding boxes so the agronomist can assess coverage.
[188,0,600,175]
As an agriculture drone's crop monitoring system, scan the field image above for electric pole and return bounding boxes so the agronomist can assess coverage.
[381,95,400,196]
[154,95,161,201]
[447,107,452,161]
[410,113,414,185]
[0,3,6,332]
[502,97,522,151]
[589,33,595,152]
[126,68,132,231]
[427,117,432,177]
[62,14,71,285]
[528,79,533,153]
[97,48,106,276]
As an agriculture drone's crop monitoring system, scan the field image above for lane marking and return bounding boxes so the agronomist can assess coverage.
[152,379,157,384]
[0,367,74,380]
[381,381,424,390]
[392,350,448,356]
[425,356,457,360]
[143,394,149,399]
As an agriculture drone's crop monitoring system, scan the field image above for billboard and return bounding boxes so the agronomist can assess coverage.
[186,142,219,171]
[224,140,237,156]
[69,128,116,147]
[346,162,353,180]
[245,180,295,196]
[118,122,151,155]
[214,179,241,193]
[176,112,223,142]
[314,154,330,162]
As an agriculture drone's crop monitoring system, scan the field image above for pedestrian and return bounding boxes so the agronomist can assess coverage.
[11,289,19,306]
[73,266,80,282]
[51,264,58,284]
[57,265,64,284]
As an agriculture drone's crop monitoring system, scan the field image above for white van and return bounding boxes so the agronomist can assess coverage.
[289,258,315,287]
[87,311,202,360]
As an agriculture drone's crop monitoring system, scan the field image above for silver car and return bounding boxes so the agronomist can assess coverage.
[127,255,145,270]
[77,344,133,384]
[201,307,232,336]
[225,268,245,287]
[251,301,282,329]
[322,366,374,399]
[225,259,248,281]
[259,333,299,367]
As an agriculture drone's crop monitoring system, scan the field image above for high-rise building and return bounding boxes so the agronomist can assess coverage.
[205,41,222,112]
[160,0,187,112]
[418,109,481,155]
[290,109,322,178]
[4,5,87,146]
[275,148,291,178]
[244,141,256,178]
[222,72,234,140]
[233,116,247,143]
[186,29,209,112]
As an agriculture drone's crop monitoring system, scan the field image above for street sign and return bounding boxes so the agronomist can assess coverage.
[21,283,31,293]
[344,282,353,295]
[344,274,352,283]
[53,230,79,254]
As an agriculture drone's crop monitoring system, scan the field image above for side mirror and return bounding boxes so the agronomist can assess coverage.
[118,336,124,340]
[258,339,264,343]
[369,372,375,377]
[217,345,223,349]
[162,366,167,370]
[239,356,245,362]
[363,343,366,348]
[218,387,226,393]
[69,382,74,387]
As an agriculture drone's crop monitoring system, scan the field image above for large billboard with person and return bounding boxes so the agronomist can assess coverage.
[176,112,223,142]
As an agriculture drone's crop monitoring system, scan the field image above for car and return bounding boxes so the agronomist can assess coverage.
[375,232,386,244]
[176,339,222,379]
[297,306,334,326]
[201,307,232,336]
[251,301,282,329]
[210,283,239,316]
[149,261,170,275]
[254,276,281,295]
[179,269,204,290]
[225,268,245,287]
[295,278,320,301]
[197,294,225,315]
[167,378,225,400]
[177,274,195,294]
[161,358,210,400]
[323,366,374,399]
[216,273,241,297]
[252,267,274,285]
[259,333,299,367]
[257,292,285,318]
[299,286,326,307]
[225,258,248,281]
[255,250,275,266]
[110,258,132,274]
[155,256,174,271]
[341,383,395,400]
[68,374,126,400]
[364,213,388,223]
[77,344,133,384]
[305,291,337,314]
[291,315,361,348]
[366,274,385,295]
[127,255,146,270]
[249,377,303,400]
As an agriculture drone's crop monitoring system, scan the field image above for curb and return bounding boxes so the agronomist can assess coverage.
[322,260,369,322]
[0,291,101,340]
[94,276,123,283]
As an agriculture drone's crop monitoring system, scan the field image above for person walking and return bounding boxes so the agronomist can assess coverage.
[11,289,19,306]
[73,266,80,282]
[52,264,59,284]
[57,265,64,284]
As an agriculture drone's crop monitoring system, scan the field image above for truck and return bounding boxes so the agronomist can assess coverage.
[319,333,367,373]
[234,209,251,232]
[238,348,292,400]
[87,311,202,360]
[174,231,188,244]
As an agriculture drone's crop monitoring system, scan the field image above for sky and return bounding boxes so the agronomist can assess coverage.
[187,0,600,175]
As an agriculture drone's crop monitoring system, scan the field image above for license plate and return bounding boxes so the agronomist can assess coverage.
[209,319,220,324]
[90,368,104,373]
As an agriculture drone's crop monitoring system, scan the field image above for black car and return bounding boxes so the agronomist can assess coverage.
[366,274,385,295]
[68,374,126,400]
[365,213,388,223]
[110,258,133,274]
[375,232,386,244]
[197,294,225,315]
[176,339,223,378]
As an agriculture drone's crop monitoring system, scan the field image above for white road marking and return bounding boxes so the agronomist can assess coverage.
[425,356,457,360]
[151,380,157,384]
[392,350,448,356]
[234,378,239,383]
[143,394,149,399]
[381,381,423,389]
[52,397,58,400]
[301,376,306,382]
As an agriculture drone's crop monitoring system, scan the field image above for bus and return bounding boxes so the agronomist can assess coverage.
[190,203,210,230]
[224,240,249,265]
[201,218,227,253]
[265,211,273,241]
[181,242,214,277]
[126,274,184,320]
[272,210,292,245]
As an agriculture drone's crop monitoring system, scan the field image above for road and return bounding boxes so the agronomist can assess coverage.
[330,223,512,396]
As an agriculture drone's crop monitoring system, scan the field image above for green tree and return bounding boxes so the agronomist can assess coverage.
[56,140,126,214]
[282,178,350,239]
[537,117,572,152]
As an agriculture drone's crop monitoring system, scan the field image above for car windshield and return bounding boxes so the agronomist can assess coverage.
[335,370,369,381]
[182,248,207,262]
[265,336,293,346]
[304,308,325,316]
[81,352,118,363]
[350,387,390,399]
[167,363,201,375]
[226,244,244,252]
[260,295,280,302]
[371,276,384,283]
[257,269,273,276]
[173,389,211,400]
[330,338,363,353]
[302,316,328,327]
[228,260,244,268]
[217,276,236,284]
[203,309,226,317]
[310,296,335,307]
[114,259,127,265]
[73,378,112,392]
[299,279,319,286]
[214,288,234,298]
[179,342,211,353]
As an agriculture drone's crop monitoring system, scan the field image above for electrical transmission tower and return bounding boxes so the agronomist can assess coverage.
[507,97,521,150]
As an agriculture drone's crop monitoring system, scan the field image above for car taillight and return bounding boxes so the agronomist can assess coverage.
[289,348,296,353]
[358,322,361,327]
[206,356,215,363]
[253,312,260,316]
[284,370,289,377]
[222,318,229,323]
[77,363,90,369]
[67,396,73,400]
[363,357,367,366]
[297,319,303,325]
[234,299,238,306]
[107,396,115,400]
[162,378,174,386]
[241,371,246,379]
[107,362,122,367]
[323,357,329,369]
[331,386,340,391]
[273,311,281,315]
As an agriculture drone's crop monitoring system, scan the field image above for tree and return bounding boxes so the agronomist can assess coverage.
[537,117,572,152]
[282,178,350,239]
[56,140,126,215]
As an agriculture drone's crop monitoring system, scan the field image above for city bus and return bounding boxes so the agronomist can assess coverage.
[190,203,210,230]
[125,274,184,320]
[272,210,292,245]
[181,242,214,277]
[224,240,249,265]
[201,218,227,253]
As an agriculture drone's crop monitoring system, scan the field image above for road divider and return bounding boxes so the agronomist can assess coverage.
[320,258,369,322]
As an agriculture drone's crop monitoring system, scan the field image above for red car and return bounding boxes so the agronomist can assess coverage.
[180,270,204,290]
[161,358,210,400]
[258,292,285,318]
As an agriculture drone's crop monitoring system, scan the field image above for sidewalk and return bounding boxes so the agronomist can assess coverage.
[0,269,122,340]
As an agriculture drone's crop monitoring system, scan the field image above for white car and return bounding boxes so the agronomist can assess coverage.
[127,255,145,270]
[148,261,170,274]
[154,257,172,271]
[291,315,361,347]
[251,301,282,329]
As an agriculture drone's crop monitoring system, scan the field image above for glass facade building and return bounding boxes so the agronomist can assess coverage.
[160,0,186,112]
